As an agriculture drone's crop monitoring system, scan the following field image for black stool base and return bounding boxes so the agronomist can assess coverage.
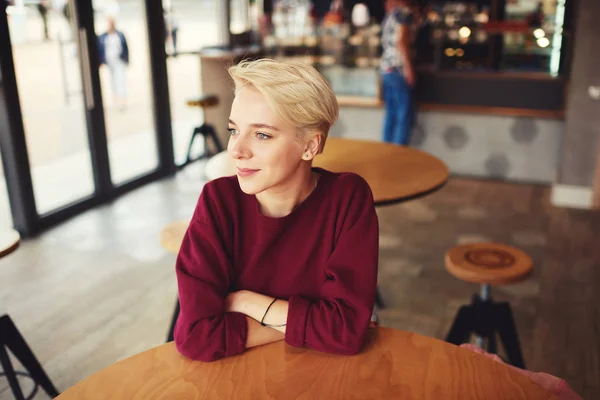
[178,123,224,169]
[445,294,526,369]
[0,315,60,400]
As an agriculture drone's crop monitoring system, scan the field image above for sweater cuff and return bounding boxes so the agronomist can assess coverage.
[226,312,248,357]
[285,295,311,348]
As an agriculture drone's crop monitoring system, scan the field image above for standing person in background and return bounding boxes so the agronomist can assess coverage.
[258,0,274,38]
[380,0,415,146]
[164,7,179,56]
[97,17,129,110]
[38,0,50,40]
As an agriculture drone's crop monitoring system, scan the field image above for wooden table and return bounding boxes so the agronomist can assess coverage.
[56,327,557,399]
[0,228,20,259]
[161,138,449,254]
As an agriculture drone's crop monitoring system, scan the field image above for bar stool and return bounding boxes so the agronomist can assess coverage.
[1,229,60,400]
[444,242,533,369]
[180,94,224,168]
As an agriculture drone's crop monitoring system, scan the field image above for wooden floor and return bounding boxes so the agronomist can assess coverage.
[1,167,599,399]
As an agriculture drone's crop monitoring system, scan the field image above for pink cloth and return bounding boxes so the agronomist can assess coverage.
[459,344,583,400]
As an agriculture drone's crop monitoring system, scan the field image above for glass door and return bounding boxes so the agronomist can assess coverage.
[6,0,96,215]
[0,0,174,237]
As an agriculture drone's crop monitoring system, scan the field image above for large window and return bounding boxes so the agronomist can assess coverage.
[1,0,173,236]
[8,1,96,214]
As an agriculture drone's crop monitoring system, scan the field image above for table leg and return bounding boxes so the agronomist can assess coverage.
[0,341,26,400]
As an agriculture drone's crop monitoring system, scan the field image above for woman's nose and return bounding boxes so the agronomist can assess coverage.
[228,133,252,159]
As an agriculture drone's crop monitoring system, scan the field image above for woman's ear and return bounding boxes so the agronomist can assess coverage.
[302,132,322,161]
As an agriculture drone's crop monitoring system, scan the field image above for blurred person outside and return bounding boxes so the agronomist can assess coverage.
[164,6,179,56]
[380,0,415,145]
[37,0,50,40]
[97,16,129,109]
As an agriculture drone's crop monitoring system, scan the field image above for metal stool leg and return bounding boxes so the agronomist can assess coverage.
[203,124,223,155]
[0,341,26,400]
[1,315,59,398]
[184,126,203,165]
[487,330,498,354]
[495,303,526,369]
[166,300,180,343]
[445,305,474,345]
[474,284,491,348]
[375,287,385,309]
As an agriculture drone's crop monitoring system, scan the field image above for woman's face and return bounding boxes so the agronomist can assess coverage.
[227,86,309,195]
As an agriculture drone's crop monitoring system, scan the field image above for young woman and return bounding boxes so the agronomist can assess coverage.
[174,59,379,362]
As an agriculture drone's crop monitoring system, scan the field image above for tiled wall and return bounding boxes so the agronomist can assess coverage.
[332,106,564,184]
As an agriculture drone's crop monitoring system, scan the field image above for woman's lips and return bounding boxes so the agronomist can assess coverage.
[237,168,259,177]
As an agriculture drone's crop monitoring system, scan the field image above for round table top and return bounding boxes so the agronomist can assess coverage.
[56,327,557,400]
[445,242,534,285]
[205,138,449,205]
[0,228,20,259]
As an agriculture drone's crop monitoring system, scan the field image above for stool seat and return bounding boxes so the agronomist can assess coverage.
[160,220,189,255]
[445,242,533,285]
[186,94,219,108]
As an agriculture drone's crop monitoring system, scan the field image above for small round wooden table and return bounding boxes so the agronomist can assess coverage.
[161,138,449,254]
[55,327,557,399]
[0,228,20,259]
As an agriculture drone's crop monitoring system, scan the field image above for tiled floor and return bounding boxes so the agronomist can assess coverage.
[1,169,599,399]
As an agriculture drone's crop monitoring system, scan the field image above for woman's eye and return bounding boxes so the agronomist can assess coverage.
[256,132,271,140]
[227,128,239,136]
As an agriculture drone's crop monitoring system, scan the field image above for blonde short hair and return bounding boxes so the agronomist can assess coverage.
[228,59,339,152]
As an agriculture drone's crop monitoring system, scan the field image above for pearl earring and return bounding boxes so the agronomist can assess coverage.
[304,153,310,159]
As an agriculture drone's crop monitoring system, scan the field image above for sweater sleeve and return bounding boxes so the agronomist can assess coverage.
[285,176,379,355]
[174,187,247,362]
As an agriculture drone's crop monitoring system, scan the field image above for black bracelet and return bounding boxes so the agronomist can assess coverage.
[260,298,278,326]
[264,323,287,328]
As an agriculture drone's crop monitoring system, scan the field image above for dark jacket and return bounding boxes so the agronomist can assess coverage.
[97,31,129,65]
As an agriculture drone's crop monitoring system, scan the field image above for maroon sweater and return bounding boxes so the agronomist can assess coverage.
[174,168,379,362]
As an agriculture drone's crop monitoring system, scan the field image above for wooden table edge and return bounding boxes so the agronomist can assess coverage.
[0,234,20,259]
[55,328,559,400]
[374,177,449,207]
